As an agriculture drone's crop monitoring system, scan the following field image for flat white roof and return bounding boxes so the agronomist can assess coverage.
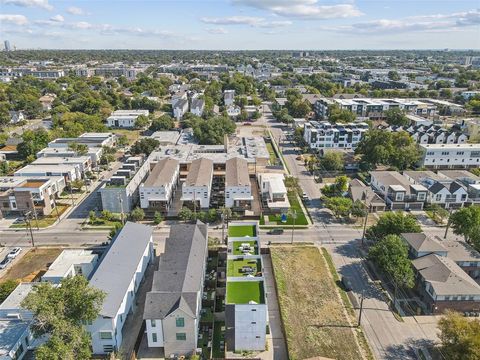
[42,249,97,278]
[260,173,287,193]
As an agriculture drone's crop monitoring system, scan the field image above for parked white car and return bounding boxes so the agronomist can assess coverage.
[7,247,22,259]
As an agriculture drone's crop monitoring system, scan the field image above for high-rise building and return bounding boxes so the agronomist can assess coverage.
[4,40,11,52]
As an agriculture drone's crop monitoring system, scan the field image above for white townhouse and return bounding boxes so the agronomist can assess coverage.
[403,171,468,209]
[41,249,98,284]
[171,91,187,107]
[190,98,205,117]
[257,173,290,213]
[14,164,80,182]
[383,124,468,145]
[8,111,24,124]
[139,158,180,213]
[106,110,149,128]
[303,121,369,150]
[224,90,235,106]
[419,143,480,169]
[87,222,154,355]
[181,158,213,209]
[173,99,189,120]
[143,221,208,358]
[225,157,253,211]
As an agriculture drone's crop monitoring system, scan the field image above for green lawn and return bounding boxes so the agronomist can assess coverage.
[228,225,256,237]
[227,258,261,277]
[9,204,69,229]
[232,241,258,255]
[266,190,308,226]
[226,281,265,304]
[266,142,279,165]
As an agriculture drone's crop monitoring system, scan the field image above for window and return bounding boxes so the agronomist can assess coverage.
[14,344,24,360]
[152,333,158,342]
[435,194,442,201]
[151,319,156,328]
[103,345,114,353]
[176,317,185,327]
[176,333,187,341]
[100,331,113,340]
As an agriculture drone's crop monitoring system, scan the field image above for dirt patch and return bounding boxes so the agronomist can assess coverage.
[0,247,63,282]
[271,245,363,360]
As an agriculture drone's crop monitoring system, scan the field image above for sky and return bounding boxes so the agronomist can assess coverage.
[0,0,479,50]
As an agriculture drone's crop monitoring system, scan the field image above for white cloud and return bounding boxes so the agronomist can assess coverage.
[232,0,363,20]
[2,0,52,11]
[66,6,85,15]
[0,14,28,25]
[326,9,480,34]
[50,14,64,22]
[258,20,292,28]
[206,27,229,34]
[201,16,264,26]
[69,21,93,30]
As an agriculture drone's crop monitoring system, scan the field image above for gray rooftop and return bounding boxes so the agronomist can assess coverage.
[143,158,179,188]
[0,283,35,311]
[89,222,152,318]
[144,221,207,320]
[442,240,480,263]
[401,233,447,254]
[412,254,480,296]
[225,157,250,187]
[184,158,213,187]
[0,320,29,356]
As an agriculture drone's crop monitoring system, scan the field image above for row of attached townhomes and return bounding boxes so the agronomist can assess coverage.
[314,97,437,120]
[303,121,369,149]
[226,222,268,351]
[173,95,205,120]
[369,170,480,210]
[225,157,253,211]
[0,249,98,360]
[418,143,480,169]
[380,124,469,144]
[87,222,154,355]
[106,109,150,128]
[400,233,480,314]
[181,158,214,209]
[143,221,208,358]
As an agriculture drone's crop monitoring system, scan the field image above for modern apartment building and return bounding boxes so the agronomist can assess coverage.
[315,98,437,120]
[181,158,213,209]
[139,158,180,213]
[370,171,428,210]
[87,222,154,355]
[225,157,253,211]
[257,173,290,213]
[419,143,480,169]
[100,156,150,213]
[303,121,369,150]
[225,222,267,352]
[30,156,92,179]
[143,221,208,357]
[14,164,80,183]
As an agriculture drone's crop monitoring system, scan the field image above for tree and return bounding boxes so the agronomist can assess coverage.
[384,108,409,127]
[321,175,349,197]
[438,311,480,360]
[319,151,345,171]
[0,280,18,303]
[70,179,84,192]
[190,116,236,145]
[351,200,367,218]
[328,104,356,123]
[17,128,51,160]
[68,142,89,156]
[179,207,193,222]
[153,211,163,225]
[284,176,301,194]
[130,207,145,222]
[366,211,421,241]
[325,197,353,218]
[21,276,105,360]
[134,114,149,129]
[427,204,449,223]
[130,138,160,156]
[388,70,401,81]
[149,114,174,131]
[368,234,415,297]
[88,210,96,224]
[450,206,480,249]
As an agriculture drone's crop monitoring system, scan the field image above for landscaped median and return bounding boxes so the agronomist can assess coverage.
[270,245,366,360]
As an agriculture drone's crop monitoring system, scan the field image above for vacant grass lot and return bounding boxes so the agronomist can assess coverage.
[9,204,69,229]
[271,246,363,360]
[0,248,63,282]
[266,142,280,165]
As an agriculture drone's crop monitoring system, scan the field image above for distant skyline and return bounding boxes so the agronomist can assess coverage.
[0,0,479,50]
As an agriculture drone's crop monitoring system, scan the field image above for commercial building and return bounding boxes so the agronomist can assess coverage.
[225,157,253,211]
[143,221,208,357]
[106,110,149,128]
[303,121,368,150]
[100,156,150,213]
[139,158,180,213]
[181,158,213,209]
[225,222,267,352]
[87,222,154,355]
[419,143,480,169]
[41,249,98,284]
[257,173,289,213]
[370,171,428,210]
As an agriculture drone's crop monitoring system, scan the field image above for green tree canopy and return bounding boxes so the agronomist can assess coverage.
[384,108,409,127]
[319,151,345,171]
[325,196,353,218]
[0,280,18,304]
[366,211,421,241]
[328,104,356,123]
[438,311,480,360]
[22,276,105,360]
[149,114,175,131]
[130,138,160,155]
[450,206,480,250]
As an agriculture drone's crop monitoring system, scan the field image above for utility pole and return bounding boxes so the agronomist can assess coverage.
[30,193,39,230]
[290,209,297,244]
[361,190,369,246]
[69,182,75,206]
[358,293,364,327]
[119,195,125,225]
[24,211,35,247]
[444,208,453,239]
